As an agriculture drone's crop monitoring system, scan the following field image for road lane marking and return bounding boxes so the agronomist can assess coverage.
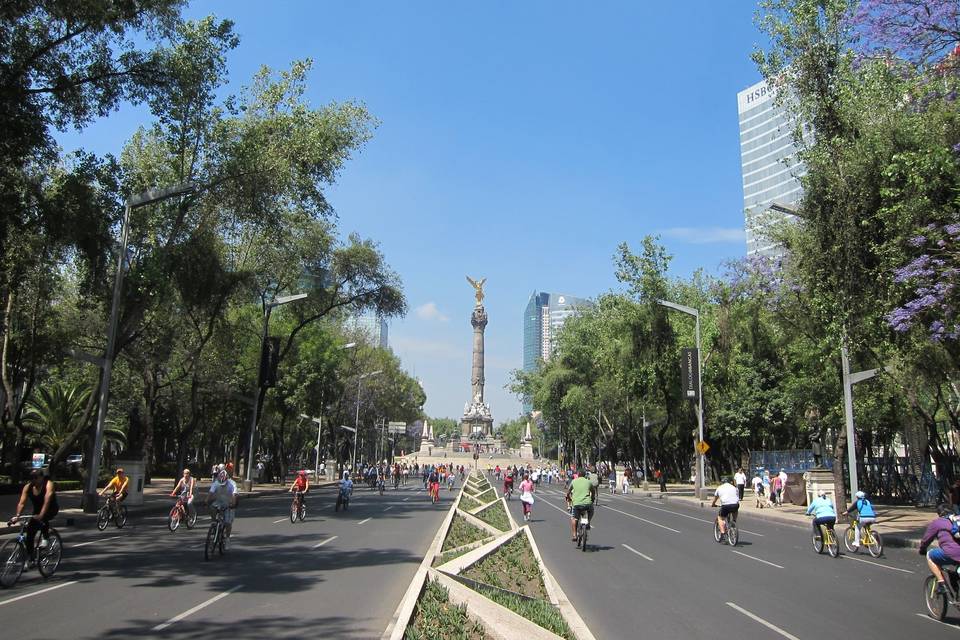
[726,602,800,640]
[72,536,121,548]
[313,536,337,549]
[357,517,372,525]
[840,554,913,573]
[622,544,654,562]
[0,581,77,607]
[152,585,242,631]
[384,506,393,512]
[915,613,960,631]
[272,518,288,524]
[403,498,410,502]
[731,549,784,569]
[600,505,680,533]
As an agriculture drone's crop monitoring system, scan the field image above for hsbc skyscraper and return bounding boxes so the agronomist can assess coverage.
[737,78,806,257]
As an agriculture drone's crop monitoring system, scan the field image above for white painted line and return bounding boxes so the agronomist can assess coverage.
[357,517,372,525]
[152,585,242,631]
[384,506,393,512]
[0,581,77,607]
[272,518,288,524]
[72,536,121,548]
[915,613,960,631]
[840,554,913,573]
[726,602,801,640]
[313,536,337,549]
[601,505,680,533]
[403,498,410,502]
[622,544,654,562]
[731,549,784,569]
[634,498,765,536]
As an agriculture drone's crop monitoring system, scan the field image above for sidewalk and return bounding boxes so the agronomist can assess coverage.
[0,477,334,531]
[624,483,933,547]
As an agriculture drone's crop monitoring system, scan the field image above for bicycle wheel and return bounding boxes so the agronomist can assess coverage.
[812,529,824,554]
[114,505,128,528]
[0,540,26,588]
[186,506,198,529]
[299,504,306,521]
[97,506,110,531]
[843,526,858,553]
[727,519,739,547]
[380,483,384,496]
[713,521,722,543]
[168,506,181,532]
[335,494,342,512]
[37,530,62,578]
[218,525,225,555]
[826,531,839,558]
[204,523,219,561]
[290,500,298,524]
[581,522,588,552]
[866,529,883,558]
[925,574,948,621]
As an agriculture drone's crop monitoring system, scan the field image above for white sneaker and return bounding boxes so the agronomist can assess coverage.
[38,537,49,549]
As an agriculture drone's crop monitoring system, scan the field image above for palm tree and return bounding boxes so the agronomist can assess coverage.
[23,382,93,454]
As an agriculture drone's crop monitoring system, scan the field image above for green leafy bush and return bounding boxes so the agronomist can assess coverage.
[405,579,486,640]
[473,500,509,531]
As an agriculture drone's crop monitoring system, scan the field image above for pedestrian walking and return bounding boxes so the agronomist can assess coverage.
[656,468,667,493]
[771,473,782,507]
[761,470,772,507]
[622,467,631,494]
[519,473,535,522]
[751,472,764,508]
[778,469,788,505]
[734,468,746,501]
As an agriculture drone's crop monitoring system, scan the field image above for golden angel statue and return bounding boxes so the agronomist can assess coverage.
[466,276,486,306]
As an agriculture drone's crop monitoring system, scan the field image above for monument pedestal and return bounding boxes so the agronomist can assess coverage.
[803,467,837,507]
[418,440,434,456]
[519,443,534,459]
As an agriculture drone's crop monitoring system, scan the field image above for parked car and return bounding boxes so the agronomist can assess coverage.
[66,454,83,465]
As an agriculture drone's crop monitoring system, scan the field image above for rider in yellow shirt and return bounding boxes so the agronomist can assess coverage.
[101,468,130,503]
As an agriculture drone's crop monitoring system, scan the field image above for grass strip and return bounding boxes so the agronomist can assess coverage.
[474,585,574,640]
[405,579,487,640]
[433,545,476,567]
[459,494,481,512]
[473,500,510,531]
[462,533,547,598]
[443,514,490,552]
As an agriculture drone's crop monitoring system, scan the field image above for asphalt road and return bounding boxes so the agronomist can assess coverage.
[0,479,450,640]
[504,480,959,640]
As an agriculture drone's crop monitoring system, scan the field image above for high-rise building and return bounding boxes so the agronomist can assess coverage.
[738,78,806,257]
[346,313,389,349]
[522,292,592,412]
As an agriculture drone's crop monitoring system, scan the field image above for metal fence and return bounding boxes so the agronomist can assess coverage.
[749,450,826,475]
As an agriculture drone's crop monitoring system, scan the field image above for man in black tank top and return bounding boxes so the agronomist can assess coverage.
[11,468,59,559]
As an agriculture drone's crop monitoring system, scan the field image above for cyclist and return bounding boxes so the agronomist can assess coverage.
[339,470,354,501]
[805,489,836,540]
[565,467,596,541]
[101,467,129,504]
[845,490,877,547]
[710,476,740,536]
[290,469,309,509]
[428,467,440,501]
[607,467,617,495]
[170,468,196,518]
[207,467,237,546]
[447,470,456,491]
[503,470,514,499]
[920,504,960,594]
[9,468,59,562]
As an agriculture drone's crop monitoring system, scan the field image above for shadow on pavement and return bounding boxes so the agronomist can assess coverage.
[99,614,365,639]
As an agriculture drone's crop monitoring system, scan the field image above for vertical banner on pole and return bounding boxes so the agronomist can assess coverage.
[680,348,699,402]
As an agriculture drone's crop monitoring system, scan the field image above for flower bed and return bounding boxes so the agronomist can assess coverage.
[459,494,482,512]
[473,500,509,531]
[405,579,487,640]
[442,514,490,552]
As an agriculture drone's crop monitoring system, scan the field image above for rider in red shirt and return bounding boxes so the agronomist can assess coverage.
[290,470,309,507]
[503,471,514,497]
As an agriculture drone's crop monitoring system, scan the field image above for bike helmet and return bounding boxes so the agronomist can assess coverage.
[298,470,307,477]
[225,462,234,474]
[217,469,227,483]
[855,490,865,499]
[818,490,828,498]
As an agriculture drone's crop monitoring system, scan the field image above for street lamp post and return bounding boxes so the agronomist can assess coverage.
[658,299,705,500]
[353,369,383,471]
[243,293,308,491]
[83,182,195,512]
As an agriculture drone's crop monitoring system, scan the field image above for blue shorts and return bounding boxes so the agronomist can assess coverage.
[928,548,959,566]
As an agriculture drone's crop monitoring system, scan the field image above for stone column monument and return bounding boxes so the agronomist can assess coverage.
[519,418,534,459]
[461,276,495,447]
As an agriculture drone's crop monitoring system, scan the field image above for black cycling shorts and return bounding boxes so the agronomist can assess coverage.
[719,503,739,519]
[571,504,594,520]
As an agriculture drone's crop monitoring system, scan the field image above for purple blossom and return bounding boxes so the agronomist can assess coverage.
[945,223,960,236]
[954,142,960,155]
[908,235,927,247]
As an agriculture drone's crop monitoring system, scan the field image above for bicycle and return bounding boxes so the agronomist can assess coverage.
[1,518,62,588]
[168,495,197,531]
[812,521,839,557]
[204,505,227,561]
[574,506,591,552]
[97,494,128,531]
[713,512,739,546]
[335,486,351,512]
[377,477,385,496]
[430,483,440,504]
[394,474,401,490]
[925,564,960,621]
[290,491,306,523]
[843,519,882,557]
[504,484,513,501]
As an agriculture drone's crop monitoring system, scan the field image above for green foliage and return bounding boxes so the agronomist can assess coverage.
[406,579,486,640]
[442,514,490,552]
[473,586,574,640]
[473,501,510,532]
[459,494,481,512]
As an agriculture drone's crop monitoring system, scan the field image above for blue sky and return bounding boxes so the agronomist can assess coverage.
[57,2,768,423]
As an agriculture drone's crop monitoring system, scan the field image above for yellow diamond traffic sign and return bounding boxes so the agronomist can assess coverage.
[696,440,710,455]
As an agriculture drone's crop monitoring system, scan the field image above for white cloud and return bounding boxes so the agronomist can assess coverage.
[660,227,746,244]
[415,301,449,322]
